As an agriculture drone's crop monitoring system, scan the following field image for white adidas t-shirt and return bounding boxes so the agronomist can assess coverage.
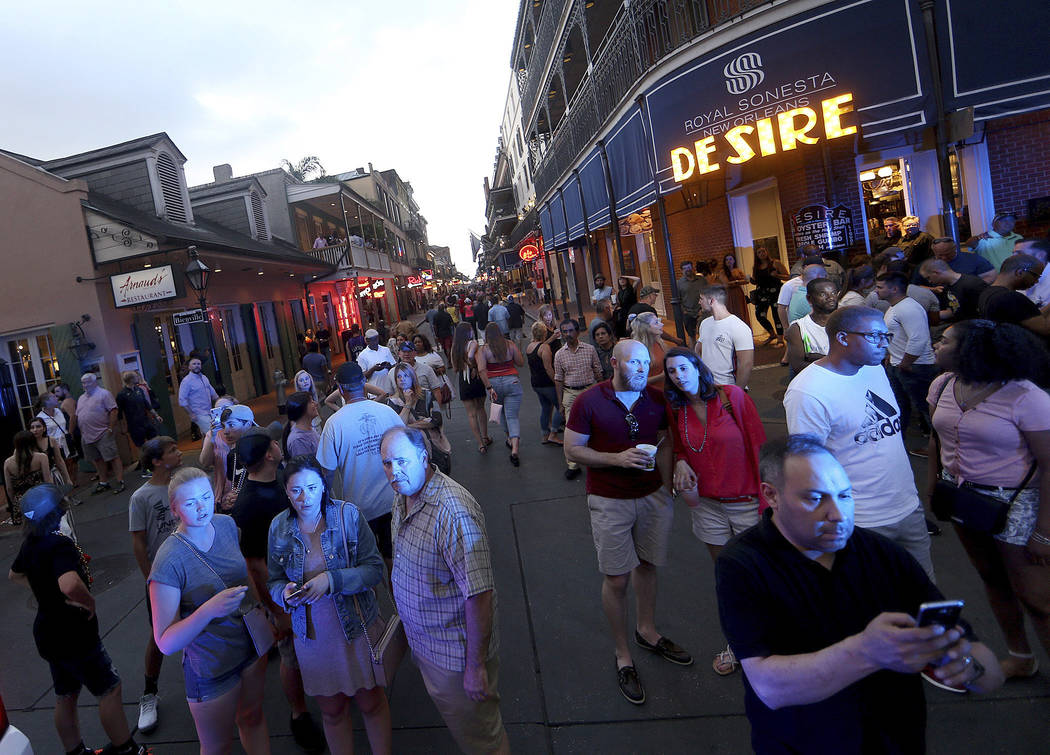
[783,363,920,527]
[697,314,754,385]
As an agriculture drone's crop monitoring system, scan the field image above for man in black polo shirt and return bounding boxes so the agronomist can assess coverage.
[565,339,692,705]
[978,253,1050,339]
[716,435,1003,754]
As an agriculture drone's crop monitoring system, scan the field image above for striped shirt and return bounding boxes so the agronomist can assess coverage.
[391,468,498,671]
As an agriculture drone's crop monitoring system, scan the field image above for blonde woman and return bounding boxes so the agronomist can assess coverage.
[630,311,669,384]
[388,363,452,474]
[149,467,269,754]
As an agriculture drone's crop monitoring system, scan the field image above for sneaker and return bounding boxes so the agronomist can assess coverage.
[140,470,152,479]
[564,467,581,480]
[635,631,694,666]
[920,664,968,693]
[926,517,942,537]
[91,482,111,495]
[712,646,739,675]
[289,712,325,753]
[137,693,158,733]
[909,446,929,459]
[112,481,126,494]
[616,663,645,705]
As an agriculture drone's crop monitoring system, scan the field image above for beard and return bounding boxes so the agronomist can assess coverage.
[625,372,647,391]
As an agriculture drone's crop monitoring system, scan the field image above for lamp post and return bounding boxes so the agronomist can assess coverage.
[183,246,223,389]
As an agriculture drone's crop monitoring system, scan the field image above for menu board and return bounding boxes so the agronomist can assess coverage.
[791,204,856,252]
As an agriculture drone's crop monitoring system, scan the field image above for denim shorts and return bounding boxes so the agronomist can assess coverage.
[49,643,121,698]
[183,651,258,703]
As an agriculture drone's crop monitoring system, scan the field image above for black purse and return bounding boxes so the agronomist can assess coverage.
[930,376,1037,534]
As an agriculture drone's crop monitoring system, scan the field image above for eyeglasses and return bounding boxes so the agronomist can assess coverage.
[624,411,639,440]
[844,331,894,345]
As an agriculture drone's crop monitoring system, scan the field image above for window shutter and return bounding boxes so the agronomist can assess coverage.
[250,191,268,240]
[156,153,187,222]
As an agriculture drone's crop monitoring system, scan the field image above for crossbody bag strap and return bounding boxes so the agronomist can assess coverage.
[173,532,229,590]
[1009,463,1039,503]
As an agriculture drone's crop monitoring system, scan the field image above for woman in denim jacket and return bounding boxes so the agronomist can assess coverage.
[267,455,391,754]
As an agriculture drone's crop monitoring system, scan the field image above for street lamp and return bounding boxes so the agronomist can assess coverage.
[183,246,223,391]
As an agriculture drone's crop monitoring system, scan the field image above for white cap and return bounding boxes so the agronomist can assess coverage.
[365,328,379,338]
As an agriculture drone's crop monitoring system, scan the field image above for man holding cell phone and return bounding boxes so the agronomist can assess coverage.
[716,435,1003,754]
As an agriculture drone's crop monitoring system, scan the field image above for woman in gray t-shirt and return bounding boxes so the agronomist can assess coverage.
[149,467,270,753]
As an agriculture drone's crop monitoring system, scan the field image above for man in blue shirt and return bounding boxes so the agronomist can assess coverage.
[177,357,218,439]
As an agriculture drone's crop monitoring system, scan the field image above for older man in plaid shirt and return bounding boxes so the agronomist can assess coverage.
[554,317,604,481]
[381,426,509,754]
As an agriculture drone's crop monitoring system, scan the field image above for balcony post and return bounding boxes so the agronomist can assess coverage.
[597,140,625,281]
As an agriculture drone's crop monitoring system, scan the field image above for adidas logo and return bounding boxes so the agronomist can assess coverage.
[853,390,901,444]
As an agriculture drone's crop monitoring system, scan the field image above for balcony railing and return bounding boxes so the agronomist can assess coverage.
[302,240,391,274]
[522,0,568,120]
[531,0,767,200]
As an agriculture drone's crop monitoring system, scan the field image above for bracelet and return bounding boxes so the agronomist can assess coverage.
[1029,530,1050,546]
[963,658,986,691]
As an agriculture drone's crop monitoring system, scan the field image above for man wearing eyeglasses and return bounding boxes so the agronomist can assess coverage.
[784,306,935,579]
[977,253,1050,339]
[564,339,693,706]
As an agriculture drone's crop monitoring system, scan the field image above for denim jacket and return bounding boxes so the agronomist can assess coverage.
[267,498,383,642]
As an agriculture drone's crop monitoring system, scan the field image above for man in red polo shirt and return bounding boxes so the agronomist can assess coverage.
[564,339,693,705]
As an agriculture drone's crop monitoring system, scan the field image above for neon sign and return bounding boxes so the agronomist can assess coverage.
[519,244,540,261]
[670,93,857,182]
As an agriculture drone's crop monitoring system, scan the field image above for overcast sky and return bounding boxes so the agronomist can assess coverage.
[0,0,518,275]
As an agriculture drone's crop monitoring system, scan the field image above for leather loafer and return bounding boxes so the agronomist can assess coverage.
[635,631,694,666]
[616,663,645,704]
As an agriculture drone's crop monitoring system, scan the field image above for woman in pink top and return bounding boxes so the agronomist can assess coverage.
[927,320,1050,680]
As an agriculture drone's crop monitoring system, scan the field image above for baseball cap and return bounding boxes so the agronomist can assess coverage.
[993,211,1017,223]
[235,423,283,468]
[801,255,826,267]
[638,285,661,298]
[221,404,256,426]
[399,341,415,352]
[364,328,379,339]
[336,361,364,386]
[20,484,65,534]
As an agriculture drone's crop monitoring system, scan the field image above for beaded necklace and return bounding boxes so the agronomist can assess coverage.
[680,402,709,454]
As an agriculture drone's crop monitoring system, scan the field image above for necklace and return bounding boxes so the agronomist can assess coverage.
[681,403,709,454]
[955,380,1004,411]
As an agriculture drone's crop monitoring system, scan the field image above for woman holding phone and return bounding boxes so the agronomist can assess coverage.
[267,455,390,754]
[149,467,269,754]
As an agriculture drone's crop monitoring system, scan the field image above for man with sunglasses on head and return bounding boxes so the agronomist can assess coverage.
[563,339,693,706]
[978,253,1050,339]
[784,306,935,579]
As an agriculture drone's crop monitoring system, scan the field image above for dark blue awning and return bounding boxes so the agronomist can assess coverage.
[604,109,657,217]
[538,203,554,249]
[578,148,611,229]
[935,0,1050,123]
[561,175,585,242]
[548,191,567,249]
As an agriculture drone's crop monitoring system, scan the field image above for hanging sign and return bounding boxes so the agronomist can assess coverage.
[406,276,423,288]
[421,269,434,281]
[359,279,386,298]
[519,244,540,261]
[110,265,178,308]
[790,204,856,251]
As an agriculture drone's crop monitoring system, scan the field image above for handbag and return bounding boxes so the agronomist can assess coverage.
[342,502,408,687]
[488,401,503,424]
[929,376,1037,534]
[173,533,275,657]
[434,382,452,405]
[41,412,76,460]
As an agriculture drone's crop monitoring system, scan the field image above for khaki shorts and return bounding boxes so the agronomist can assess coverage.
[83,430,118,462]
[689,496,760,546]
[587,489,674,575]
[415,653,507,754]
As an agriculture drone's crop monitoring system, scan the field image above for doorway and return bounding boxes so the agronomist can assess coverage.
[218,306,253,400]
[728,178,788,330]
[2,330,62,429]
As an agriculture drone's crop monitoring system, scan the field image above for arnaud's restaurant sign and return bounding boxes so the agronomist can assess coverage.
[644,0,927,190]
[111,265,178,308]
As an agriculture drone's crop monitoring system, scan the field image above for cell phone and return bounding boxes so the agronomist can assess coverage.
[287,585,307,602]
[917,599,964,628]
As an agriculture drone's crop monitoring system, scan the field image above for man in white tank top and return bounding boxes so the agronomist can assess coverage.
[786,279,837,376]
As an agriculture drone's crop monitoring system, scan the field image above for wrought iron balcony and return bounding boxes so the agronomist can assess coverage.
[302,240,392,274]
[530,0,768,200]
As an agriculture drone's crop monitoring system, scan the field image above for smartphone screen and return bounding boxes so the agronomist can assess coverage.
[917,599,964,628]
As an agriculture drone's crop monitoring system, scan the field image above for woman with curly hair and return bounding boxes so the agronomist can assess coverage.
[451,321,490,453]
[663,347,766,676]
[927,320,1050,681]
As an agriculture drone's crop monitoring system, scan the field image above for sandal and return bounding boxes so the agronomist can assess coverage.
[483,436,493,447]
[712,646,738,676]
[478,444,488,454]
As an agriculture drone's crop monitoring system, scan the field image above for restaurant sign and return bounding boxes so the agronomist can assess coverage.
[644,0,928,192]
[110,265,178,308]
[519,244,540,261]
[791,204,856,251]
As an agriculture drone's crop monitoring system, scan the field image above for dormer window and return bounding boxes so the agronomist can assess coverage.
[156,151,189,223]
[249,190,269,240]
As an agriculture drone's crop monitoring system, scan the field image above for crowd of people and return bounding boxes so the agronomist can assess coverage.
[6,216,1050,753]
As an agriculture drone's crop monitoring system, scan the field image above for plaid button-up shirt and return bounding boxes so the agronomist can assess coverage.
[391,468,498,671]
[553,341,602,388]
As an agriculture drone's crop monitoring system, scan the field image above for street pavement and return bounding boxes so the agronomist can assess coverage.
[2,341,1049,753]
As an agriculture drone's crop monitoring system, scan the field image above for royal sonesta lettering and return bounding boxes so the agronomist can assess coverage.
[671,93,857,181]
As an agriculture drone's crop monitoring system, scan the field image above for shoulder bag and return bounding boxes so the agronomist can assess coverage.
[41,411,76,461]
[929,376,1037,534]
[173,533,274,657]
[343,502,408,687]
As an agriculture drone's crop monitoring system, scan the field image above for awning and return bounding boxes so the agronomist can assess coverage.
[934,0,1050,123]
[561,175,586,242]
[604,109,657,218]
[538,203,554,249]
[548,191,568,249]
[578,148,611,229]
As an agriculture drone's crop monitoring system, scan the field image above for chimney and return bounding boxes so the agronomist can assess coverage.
[213,164,233,182]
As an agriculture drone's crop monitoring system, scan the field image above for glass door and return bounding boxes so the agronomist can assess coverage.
[4,331,61,429]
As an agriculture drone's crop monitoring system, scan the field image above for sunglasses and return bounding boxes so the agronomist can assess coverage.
[624,411,639,440]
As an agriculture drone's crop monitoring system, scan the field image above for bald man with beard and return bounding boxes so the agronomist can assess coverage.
[564,340,693,705]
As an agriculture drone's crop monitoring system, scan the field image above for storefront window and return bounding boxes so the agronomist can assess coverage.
[859,162,907,240]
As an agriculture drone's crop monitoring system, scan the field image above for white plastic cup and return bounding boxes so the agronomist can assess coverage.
[636,443,658,471]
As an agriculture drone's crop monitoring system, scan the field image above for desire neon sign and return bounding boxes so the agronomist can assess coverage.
[670,93,857,182]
